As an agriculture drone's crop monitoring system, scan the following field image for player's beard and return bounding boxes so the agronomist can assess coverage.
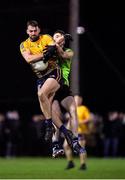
[30,35,39,42]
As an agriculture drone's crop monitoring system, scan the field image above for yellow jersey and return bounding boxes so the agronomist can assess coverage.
[20,34,58,77]
[77,105,91,134]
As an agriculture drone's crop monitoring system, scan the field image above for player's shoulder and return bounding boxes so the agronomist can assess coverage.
[20,40,25,49]
[65,48,73,53]
[20,38,31,52]
[79,105,89,111]
[20,38,29,46]
[40,34,53,40]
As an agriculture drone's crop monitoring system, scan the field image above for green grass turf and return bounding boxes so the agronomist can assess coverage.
[0,157,125,179]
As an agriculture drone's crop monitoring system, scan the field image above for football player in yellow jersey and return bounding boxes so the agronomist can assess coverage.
[75,96,91,136]
[20,20,62,142]
[20,20,81,149]
[63,95,91,170]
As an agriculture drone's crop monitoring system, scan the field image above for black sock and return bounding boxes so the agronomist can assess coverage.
[52,141,59,148]
[73,137,78,142]
[59,125,68,134]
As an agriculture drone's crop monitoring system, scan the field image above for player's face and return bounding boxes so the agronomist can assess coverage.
[53,33,65,47]
[27,25,40,41]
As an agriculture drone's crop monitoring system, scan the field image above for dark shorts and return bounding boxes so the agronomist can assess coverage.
[37,68,62,88]
[54,84,73,102]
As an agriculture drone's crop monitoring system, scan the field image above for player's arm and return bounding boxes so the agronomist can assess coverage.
[21,49,44,63]
[20,43,44,63]
[20,45,56,64]
[56,44,74,59]
[79,118,90,125]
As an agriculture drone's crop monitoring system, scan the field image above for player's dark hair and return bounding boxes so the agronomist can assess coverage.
[64,33,73,41]
[54,30,73,41]
[54,29,65,35]
[27,20,41,29]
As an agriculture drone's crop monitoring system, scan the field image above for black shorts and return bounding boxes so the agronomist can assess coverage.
[36,68,62,88]
[54,84,73,102]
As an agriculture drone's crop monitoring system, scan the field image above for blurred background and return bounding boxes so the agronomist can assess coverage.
[0,0,125,158]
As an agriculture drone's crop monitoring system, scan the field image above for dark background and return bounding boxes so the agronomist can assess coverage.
[0,0,125,114]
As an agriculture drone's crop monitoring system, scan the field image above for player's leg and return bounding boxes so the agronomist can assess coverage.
[61,96,78,136]
[78,134,87,170]
[52,125,64,158]
[63,121,75,169]
[61,96,86,154]
[38,77,60,141]
[52,100,77,154]
[38,78,60,118]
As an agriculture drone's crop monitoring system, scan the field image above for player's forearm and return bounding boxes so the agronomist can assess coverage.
[25,54,44,63]
[57,46,73,59]
[60,51,73,59]
[57,49,67,58]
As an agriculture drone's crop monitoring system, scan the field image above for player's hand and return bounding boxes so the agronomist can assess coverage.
[64,34,73,41]
[43,45,57,63]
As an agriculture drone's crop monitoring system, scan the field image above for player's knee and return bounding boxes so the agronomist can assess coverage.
[69,104,76,116]
[38,91,46,101]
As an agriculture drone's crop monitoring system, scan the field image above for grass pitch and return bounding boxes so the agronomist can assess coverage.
[0,157,125,179]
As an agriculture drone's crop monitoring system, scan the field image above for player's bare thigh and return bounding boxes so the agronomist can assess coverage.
[38,78,60,97]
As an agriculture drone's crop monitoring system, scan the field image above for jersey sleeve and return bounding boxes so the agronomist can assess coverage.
[20,42,27,54]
